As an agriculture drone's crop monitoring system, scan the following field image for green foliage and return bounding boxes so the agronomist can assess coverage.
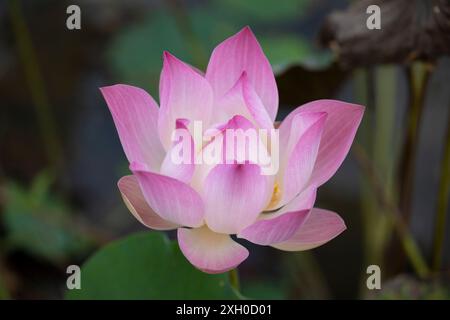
[0,276,9,300]
[242,280,286,300]
[2,172,93,264]
[108,10,188,98]
[66,232,240,300]
[211,0,309,24]
[259,35,333,74]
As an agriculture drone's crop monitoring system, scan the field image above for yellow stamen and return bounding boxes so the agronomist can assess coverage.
[266,183,281,210]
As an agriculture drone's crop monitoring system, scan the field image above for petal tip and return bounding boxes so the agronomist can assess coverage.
[162,50,172,60]
[162,51,181,69]
[98,84,119,96]
[162,51,187,68]
[239,25,255,38]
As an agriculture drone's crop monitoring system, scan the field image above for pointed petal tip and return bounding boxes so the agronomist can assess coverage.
[162,51,173,67]
[98,84,121,95]
[206,26,278,121]
[99,83,133,90]
[162,51,185,67]
[226,71,248,94]
[292,110,329,128]
[239,70,248,80]
[175,118,190,129]
[315,99,365,115]
[240,25,254,36]
[162,51,181,69]
[162,50,172,59]
[231,26,258,44]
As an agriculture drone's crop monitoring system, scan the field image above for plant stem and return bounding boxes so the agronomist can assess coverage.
[353,143,430,279]
[432,110,450,271]
[229,268,240,292]
[7,0,62,170]
[398,62,433,221]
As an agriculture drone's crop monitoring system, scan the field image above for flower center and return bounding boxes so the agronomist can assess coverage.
[266,182,281,210]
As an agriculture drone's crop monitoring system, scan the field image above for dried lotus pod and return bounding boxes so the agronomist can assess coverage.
[319,0,450,67]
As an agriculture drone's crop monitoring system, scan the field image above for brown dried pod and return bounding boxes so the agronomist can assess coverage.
[319,0,450,67]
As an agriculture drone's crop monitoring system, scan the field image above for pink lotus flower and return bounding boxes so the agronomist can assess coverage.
[101,27,364,274]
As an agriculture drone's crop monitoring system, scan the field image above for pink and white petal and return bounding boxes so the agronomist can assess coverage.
[118,175,178,230]
[280,184,318,213]
[282,100,364,187]
[159,52,214,149]
[191,115,272,194]
[275,112,327,208]
[272,208,346,251]
[130,162,204,228]
[237,185,317,245]
[238,210,310,246]
[206,26,278,121]
[213,72,273,131]
[178,227,249,274]
[159,119,195,184]
[202,163,271,234]
[220,115,271,165]
[100,84,165,171]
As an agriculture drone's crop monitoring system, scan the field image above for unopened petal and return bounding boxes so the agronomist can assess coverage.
[159,52,214,149]
[159,119,195,184]
[206,26,278,121]
[213,72,273,130]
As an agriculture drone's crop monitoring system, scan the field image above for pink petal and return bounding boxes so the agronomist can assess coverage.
[239,210,309,246]
[282,100,364,187]
[280,183,318,212]
[178,226,249,274]
[159,119,195,184]
[238,186,316,245]
[275,112,327,208]
[159,52,214,149]
[272,208,346,251]
[191,115,272,193]
[213,72,273,130]
[117,175,178,230]
[202,162,271,234]
[206,26,278,121]
[219,114,271,165]
[100,84,165,171]
[130,161,204,228]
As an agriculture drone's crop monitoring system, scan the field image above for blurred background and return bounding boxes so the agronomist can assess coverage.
[0,0,449,299]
